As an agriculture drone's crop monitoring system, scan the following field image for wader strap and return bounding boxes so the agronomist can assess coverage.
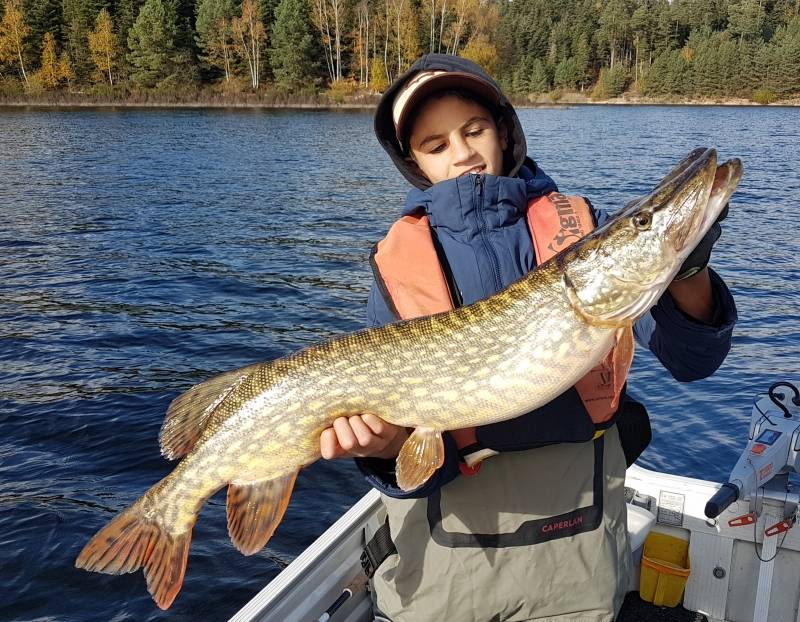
[361,518,397,578]
[427,434,606,548]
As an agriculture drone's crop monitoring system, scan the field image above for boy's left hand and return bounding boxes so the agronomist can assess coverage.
[320,414,409,460]
[674,202,728,281]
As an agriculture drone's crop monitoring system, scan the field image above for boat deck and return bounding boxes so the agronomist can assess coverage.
[618,592,707,621]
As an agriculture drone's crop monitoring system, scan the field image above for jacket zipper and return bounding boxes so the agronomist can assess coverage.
[474,174,503,292]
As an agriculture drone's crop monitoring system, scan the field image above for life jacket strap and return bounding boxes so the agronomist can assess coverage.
[451,429,500,473]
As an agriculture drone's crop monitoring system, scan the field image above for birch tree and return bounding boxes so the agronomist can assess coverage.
[443,0,475,56]
[196,0,235,82]
[232,0,265,88]
[354,0,370,85]
[0,0,29,85]
[388,0,418,75]
[329,0,344,80]
[311,0,345,81]
[88,8,117,86]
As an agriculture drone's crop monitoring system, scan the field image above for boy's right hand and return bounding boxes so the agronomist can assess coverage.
[320,414,409,460]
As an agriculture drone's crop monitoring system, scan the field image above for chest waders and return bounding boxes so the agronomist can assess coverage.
[365,193,638,621]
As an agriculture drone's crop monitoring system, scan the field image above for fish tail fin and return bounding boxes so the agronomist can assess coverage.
[75,499,193,610]
[227,471,298,555]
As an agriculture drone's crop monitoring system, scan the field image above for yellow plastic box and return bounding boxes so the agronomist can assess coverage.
[639,531,691,607]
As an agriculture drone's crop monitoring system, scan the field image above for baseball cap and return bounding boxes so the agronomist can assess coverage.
[392,70,501,150]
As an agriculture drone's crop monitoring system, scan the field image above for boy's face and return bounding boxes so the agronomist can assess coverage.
[407,94,508,185]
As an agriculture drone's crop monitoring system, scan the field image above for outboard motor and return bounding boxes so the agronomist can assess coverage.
[705,382,800,528]
[705,381,800,622]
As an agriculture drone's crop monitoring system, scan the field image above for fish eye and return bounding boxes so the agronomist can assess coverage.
[632,212,652,230]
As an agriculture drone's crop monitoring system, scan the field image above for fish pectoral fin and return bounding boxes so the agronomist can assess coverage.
[395,427,445,492]
[160,362,263,459]
[227,471,298,556]
[611,326,635,410]
[75,500,193,610]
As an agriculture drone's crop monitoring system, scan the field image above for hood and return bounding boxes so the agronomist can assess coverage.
[374,54,528,190]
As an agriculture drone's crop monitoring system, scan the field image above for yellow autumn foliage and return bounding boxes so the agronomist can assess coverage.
[460,34,498,77]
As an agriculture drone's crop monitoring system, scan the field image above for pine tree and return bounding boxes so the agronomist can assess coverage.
[22,0,61,61]
[127,0,182,87]
[553,56,580,89]
[0,0,29,84]
[529,57,551,93]
[115,0,147,48]
[573,33,591,90]
[87,8,117,85]
[62,0,107,81]
[269,0,318,89]
[774,16,800,95]
[597,0,629,72]
[728,0,766,47]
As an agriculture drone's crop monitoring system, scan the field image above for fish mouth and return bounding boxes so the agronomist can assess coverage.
[648,148,742,256]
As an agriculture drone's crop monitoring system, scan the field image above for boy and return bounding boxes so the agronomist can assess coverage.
[320,54,736,621]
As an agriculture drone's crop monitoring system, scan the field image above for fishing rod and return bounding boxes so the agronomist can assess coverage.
[316,572,369,622]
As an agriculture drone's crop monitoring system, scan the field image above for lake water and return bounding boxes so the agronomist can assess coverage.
[1,105,798,621]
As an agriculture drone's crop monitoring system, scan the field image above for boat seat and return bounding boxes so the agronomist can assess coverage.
[627,503,656,553]
[626,503,656,592]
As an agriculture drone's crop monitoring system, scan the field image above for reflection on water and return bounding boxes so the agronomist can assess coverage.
[0,106,798,621]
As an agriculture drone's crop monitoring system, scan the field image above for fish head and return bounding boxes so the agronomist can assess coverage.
[561,148,743,327]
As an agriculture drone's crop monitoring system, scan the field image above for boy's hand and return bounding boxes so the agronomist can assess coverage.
[320,414,409,460]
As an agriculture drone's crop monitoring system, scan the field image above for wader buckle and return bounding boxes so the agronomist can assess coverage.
[361,518,397,578]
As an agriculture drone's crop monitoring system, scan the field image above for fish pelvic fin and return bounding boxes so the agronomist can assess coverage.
[75,501,193,610]
[226,471,298,556]
[396,427,445,492]
[160,362,262,459]
[611,326,635,410]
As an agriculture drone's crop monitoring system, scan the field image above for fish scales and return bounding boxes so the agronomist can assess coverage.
[75,148,743,609]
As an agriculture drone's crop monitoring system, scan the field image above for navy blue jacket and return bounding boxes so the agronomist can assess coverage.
[357,161,737,498]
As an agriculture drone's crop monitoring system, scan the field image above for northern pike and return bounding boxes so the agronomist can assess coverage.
[76,147,742,609]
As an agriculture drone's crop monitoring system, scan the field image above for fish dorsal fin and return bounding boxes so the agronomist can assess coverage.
[227,472,298,555]
[159,363,261,460]
[395,427,444,492]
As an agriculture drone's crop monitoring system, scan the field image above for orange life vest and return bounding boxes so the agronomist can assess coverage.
[370,192,630,470]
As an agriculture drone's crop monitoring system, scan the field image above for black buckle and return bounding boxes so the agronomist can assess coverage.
[360,547,377,578]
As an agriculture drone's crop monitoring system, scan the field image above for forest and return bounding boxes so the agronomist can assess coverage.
[1,0,799,103]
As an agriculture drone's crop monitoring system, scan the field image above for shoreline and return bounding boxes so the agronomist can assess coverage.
[1,94,798,110]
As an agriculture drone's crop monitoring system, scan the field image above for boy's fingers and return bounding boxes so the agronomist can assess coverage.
[361,413,388,437]
[349,415,380,448]
[319,427,343,460]
[332,416,358,452]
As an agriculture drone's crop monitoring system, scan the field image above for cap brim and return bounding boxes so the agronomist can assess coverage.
[395,72,501,149]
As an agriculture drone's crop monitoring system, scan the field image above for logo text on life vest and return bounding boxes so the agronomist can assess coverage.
[541,514,584,534]
[547,193,585,253]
